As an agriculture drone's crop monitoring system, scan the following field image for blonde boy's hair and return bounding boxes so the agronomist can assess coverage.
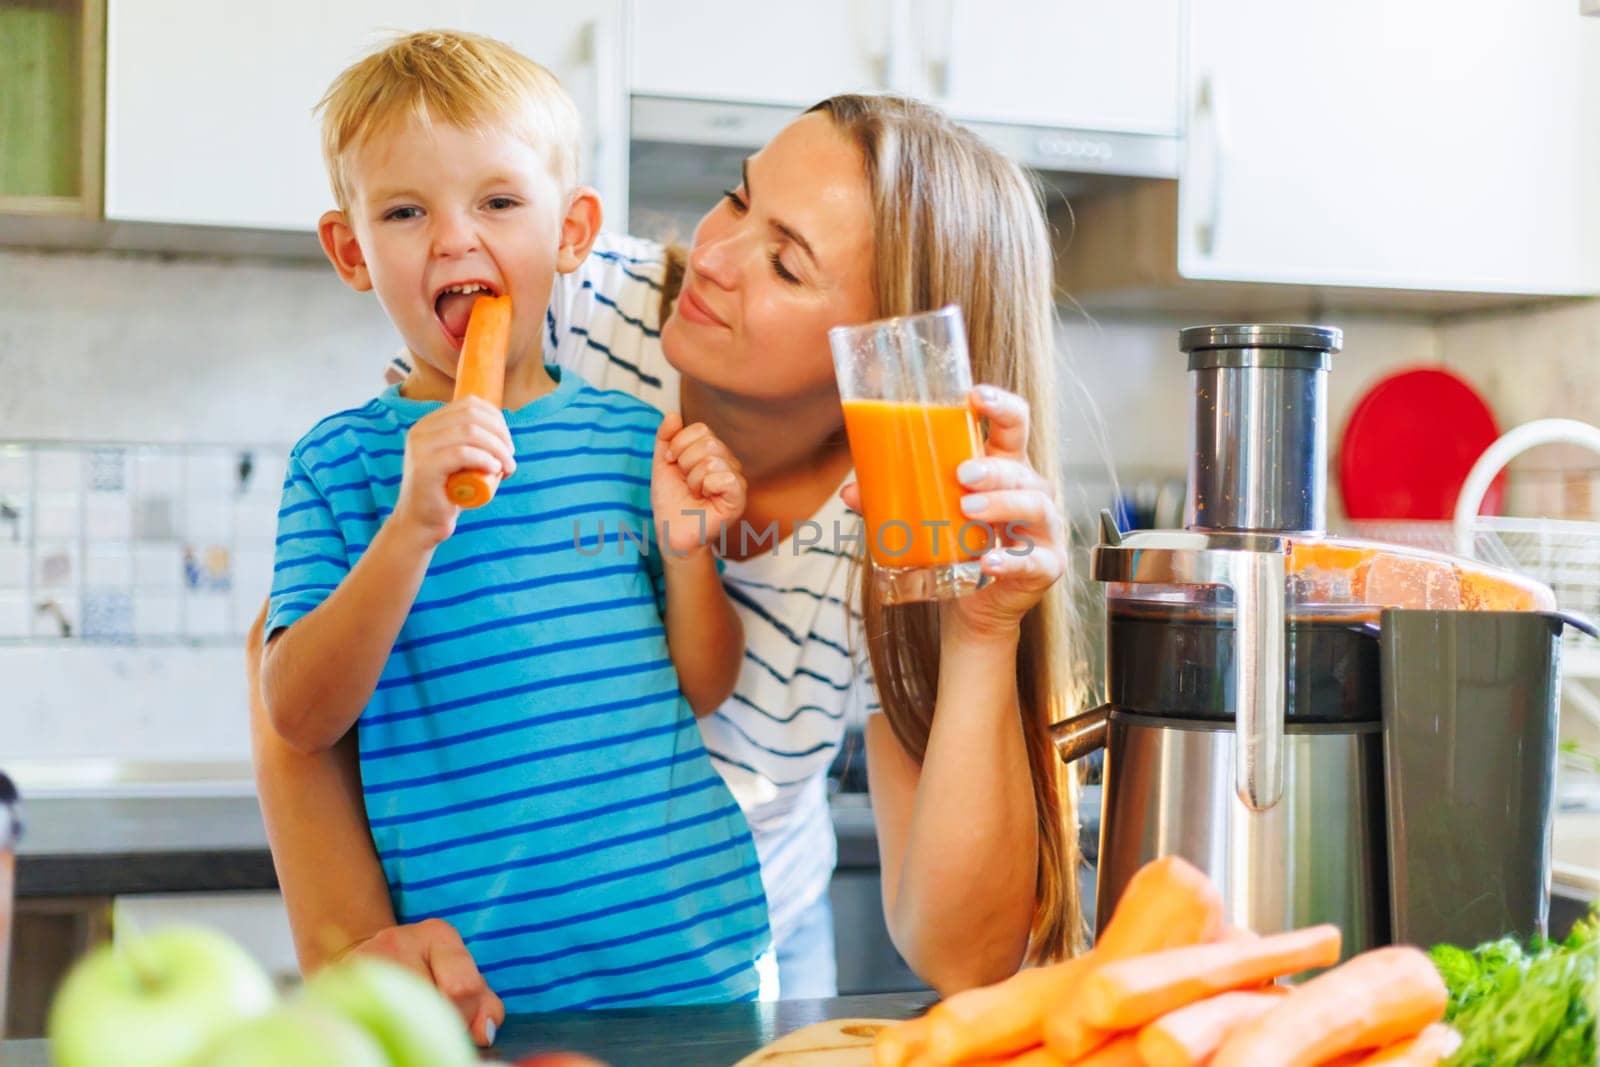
[316,29,581,211]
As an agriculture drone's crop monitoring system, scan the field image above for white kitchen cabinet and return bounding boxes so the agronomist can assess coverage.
[631,0,1181,136]
[105,1,628,233]
[1178,0,1600,295]
[935,1,1181,136]
[631,0,890,108]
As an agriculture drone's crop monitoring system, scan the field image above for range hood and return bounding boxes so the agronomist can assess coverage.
[628,94,1180,223]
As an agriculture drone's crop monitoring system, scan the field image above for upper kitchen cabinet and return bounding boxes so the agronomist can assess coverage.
[632,0,1180,134]
[103,0,628,237]
[0,0,104,217]
[1063,0,1600,310]
[631,0,888,108]
[628,0,1181,214]
[933,1,1181,137]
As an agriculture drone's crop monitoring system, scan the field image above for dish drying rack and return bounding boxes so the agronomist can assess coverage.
[1340,419,1600,731]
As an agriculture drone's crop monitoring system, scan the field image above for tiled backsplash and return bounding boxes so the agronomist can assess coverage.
[0,441,287,643]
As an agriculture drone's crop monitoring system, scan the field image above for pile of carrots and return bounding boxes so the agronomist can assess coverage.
[875,856,1457,1067]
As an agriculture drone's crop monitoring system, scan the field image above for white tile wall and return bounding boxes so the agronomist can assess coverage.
[0,247,396,771]
[0,248,396,444]
[1439,298,1600,517]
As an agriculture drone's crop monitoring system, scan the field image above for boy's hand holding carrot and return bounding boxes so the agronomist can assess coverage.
[392,290,519,546]
[391,397,518,547]
[653,412,747,555]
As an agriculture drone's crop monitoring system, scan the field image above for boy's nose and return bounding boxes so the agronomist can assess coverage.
[430,213,481,258]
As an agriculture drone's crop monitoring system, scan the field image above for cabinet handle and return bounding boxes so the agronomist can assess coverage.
[886,0,917,92]
[861,0,891,89]
[1191,75,1226,258]
[923,0,958,98]
[581,15,624,227]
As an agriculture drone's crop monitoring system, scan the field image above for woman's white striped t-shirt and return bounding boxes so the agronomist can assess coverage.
[543,234,880,949]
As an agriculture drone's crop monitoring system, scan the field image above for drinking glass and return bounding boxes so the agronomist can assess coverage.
[829,305,987,604]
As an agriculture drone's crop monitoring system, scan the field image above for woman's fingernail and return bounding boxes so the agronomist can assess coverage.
[977,385,1002,404]
[961,493,989,516]
[484,1018,497,1045]
[956,460,989,487]
[985,550,1006,568]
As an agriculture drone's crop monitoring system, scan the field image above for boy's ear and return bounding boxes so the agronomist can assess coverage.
[318,210,373,291]
[555,187,603,274]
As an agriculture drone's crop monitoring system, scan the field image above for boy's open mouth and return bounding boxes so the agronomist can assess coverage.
[433,280,502,347]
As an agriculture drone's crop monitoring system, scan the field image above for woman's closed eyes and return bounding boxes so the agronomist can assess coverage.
[722,188,803,285]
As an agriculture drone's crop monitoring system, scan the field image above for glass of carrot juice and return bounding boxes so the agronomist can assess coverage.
[829,305,987,604]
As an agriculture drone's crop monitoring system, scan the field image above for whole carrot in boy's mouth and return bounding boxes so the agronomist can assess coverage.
[445,293,513,509]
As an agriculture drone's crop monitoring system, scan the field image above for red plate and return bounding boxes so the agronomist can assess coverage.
[1338,368,1505,520]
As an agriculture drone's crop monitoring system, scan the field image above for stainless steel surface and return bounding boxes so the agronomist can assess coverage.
[1090,529,1291,575]
[1178,325,1343,355]
[1188,364,1329,534]
[629,94,1182,180]
[1051,704,1111,764]
[1181,324,1339,536]
[1095,714,1387,956]
[1091,533,1289,811]
[1232,552,1287,810]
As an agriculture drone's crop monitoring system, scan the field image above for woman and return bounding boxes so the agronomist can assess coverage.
[250,93,1089,1035]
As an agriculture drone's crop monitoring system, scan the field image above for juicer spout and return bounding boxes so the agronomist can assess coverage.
[1228,550,1287,811]
[1091,530,1290,811]
[1050,704,1112,764]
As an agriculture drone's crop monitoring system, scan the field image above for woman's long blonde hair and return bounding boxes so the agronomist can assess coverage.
[816,93,1088,963]
[662,94,1089,963]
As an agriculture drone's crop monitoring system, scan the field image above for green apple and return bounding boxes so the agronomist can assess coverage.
[301,955,478,1067]
[47,925,278,1067]
[186,1002,390,1067]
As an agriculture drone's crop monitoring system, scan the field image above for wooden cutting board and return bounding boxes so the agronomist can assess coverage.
[732,1018,900,1065]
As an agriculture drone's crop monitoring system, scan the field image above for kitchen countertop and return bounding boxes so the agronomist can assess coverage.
[15,786,1588,914]
[15,793,885,899]
[0,991,936,1066]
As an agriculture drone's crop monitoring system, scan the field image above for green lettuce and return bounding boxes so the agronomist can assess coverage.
[1431,911,1598,1067]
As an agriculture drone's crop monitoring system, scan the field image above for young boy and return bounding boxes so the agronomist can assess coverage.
[261,30,769,1017]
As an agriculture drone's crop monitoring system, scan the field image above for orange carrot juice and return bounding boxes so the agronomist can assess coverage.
[842,399,983,568]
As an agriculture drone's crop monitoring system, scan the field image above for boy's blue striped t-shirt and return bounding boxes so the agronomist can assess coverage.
[266,367,769,1011]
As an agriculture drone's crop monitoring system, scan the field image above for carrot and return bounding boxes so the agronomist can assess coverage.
[1135,988,1289,1067]
[1080,924,1342,1030]
[1352,1023,1462,1066]
[1072,1033,1144,1066]
[903,1050,1019,1067]
[921,955,1096,1064]
[1043,856,1225,1059]
[1209,946,1448,1067]
[1004,1048,1067,1066]
[1093,857,1225,958]
[874,1014,930,1067]
[444,294,513,509]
